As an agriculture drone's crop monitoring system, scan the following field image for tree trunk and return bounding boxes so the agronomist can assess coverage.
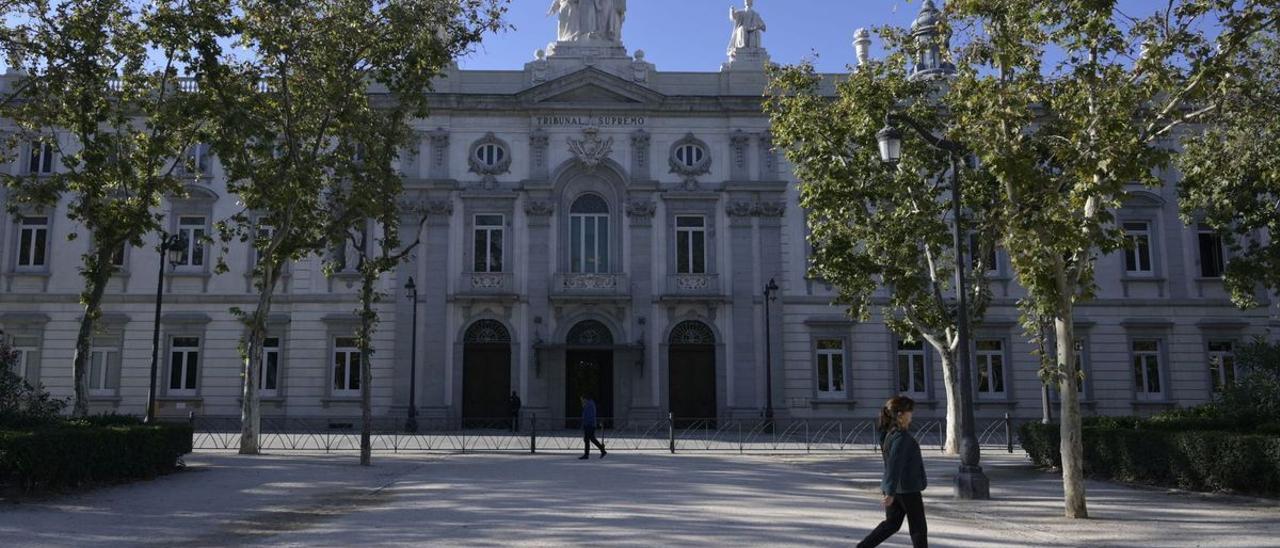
[1055,300,1088,518]
[70,258,111,418]
[936,347,962,455]
[359,275,375,466]
[239,264,282,455]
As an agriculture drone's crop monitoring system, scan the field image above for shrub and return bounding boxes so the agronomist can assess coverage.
[69,413,145,427]
[0,342,66,429]
[0,422,193,490]
[1020,422,1061,468]
[1020,422,1280,495]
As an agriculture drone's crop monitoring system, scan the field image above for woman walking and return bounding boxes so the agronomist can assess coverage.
[858,396,928,548]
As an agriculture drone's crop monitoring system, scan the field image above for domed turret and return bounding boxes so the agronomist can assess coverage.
[909,0,955,80]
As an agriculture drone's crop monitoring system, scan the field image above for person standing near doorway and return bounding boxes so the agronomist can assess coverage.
[579,395,607,459]
[858,396,928,548]
[508,391,522,432]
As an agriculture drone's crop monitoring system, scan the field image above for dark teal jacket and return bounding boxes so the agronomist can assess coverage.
[880,429,927,495]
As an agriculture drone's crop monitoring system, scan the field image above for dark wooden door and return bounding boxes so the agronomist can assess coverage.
[669,346,716,427]
[462,344,511,427]
[565,350,614,429]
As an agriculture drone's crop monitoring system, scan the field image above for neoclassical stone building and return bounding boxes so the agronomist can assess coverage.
[2,2,1276,426]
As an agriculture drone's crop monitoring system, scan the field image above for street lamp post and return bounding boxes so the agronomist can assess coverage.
[145,232,187,424]
[762,278,779,422]
[405,277,419,433]
[877,113,991,500]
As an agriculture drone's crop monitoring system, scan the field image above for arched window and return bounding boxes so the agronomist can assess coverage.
[567,320,614,346]
[569,194,610,273]
[669,321,715,345]
[464,320,511,344]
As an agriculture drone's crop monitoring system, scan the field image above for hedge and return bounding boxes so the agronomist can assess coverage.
[0,422,193,490]
[1021,422,1280,496]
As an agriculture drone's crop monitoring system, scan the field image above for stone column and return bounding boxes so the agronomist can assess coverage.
[756,200,787,417]
[726,199,757,413]
[631,130,651,181]
[626,197,656,417]
[392,198,427,417]
[428,129,450,180]
[530,130,549,181]
[420,198,453,416]
[758,132,777,181]
[524,197,555,412]
[730,131,751,181]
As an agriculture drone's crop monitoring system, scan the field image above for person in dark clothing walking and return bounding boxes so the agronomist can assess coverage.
[858,395,928,548]
[578,395,606,459]
[508,391,522,432]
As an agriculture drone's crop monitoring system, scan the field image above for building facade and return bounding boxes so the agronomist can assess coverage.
[1,2,1277,427]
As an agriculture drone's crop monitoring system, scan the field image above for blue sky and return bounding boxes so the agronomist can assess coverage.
[458,0,1186,73]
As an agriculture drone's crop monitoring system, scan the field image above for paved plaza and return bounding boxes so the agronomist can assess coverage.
[1,449,1278,547]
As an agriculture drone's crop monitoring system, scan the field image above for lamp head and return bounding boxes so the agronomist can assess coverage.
[876,123,903,165]
[165,234,187,267]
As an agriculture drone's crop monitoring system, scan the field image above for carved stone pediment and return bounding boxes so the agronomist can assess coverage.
[518,67,666,106]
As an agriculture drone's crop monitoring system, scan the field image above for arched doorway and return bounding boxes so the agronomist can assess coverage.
[668,321,716,427]
[565,320,614,429]
[462,320,512,427]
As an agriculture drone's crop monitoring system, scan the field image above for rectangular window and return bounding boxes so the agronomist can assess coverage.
[676,215,707,274]
[815,339,845,398]
[168,336,200,394]
[177,216,207,267]
[1123,221,1153,274]
[250,224,274,269]
[184,143,211,175]
[1198,226,1225,278]
[1132,339,1164,400]
[1050,339,1089,400]
[16,216,48,268]
[1207,340,1236,393]
[260,337,280,396]
[28,140,54,174]
[570,214,609,273]
[110,242,127,268]
[89,347,118,394]
[333,337,360,395]
[473,214,504,273]
[10,346,34,380]
[975,339,1005,397]
[968,233,999,273]
[897,340,928,395]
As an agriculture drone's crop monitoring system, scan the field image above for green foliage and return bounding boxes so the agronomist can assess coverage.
[1021,421,1280,495]
[1,0,219,415]
[0,423,192,490]
[1178,27,1280,308]
[181,1,505,450]
[0,341,66,429]
[1220,337,1280,420]
[1139,338,1280,425]
[765,48,1001,370]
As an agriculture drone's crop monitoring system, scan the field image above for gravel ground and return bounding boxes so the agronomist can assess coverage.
[1,449,1277,547]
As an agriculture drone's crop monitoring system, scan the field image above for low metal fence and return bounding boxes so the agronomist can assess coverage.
[192,413,1026,454]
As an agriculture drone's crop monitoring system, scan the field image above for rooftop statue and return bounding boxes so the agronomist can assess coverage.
[728,0,766,54]
[549,0,626,43]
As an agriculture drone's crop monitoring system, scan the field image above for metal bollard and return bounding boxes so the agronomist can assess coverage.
[1005,412,1013,453]
[668,412,676,454]
[530,413,537,454]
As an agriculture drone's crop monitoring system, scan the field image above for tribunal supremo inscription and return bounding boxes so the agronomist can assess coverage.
[534,115,646,127]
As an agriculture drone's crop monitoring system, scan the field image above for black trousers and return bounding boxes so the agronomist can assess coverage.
[857,491,927,548]
[583,431,605,455]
